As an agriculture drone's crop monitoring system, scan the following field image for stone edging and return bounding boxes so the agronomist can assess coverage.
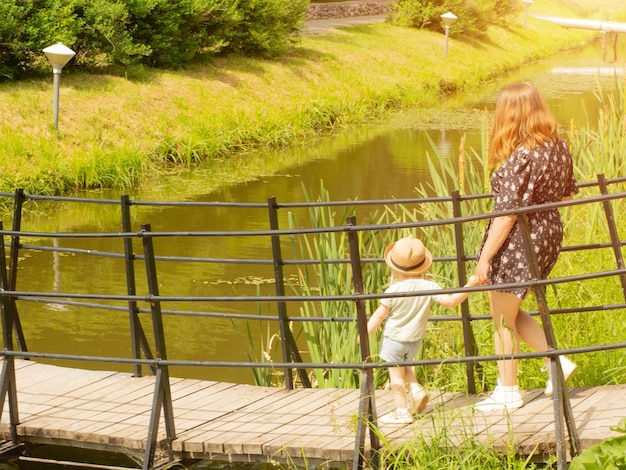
[307,1,394,20]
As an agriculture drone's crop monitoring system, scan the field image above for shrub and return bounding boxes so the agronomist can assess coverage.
[0,0,80,78]
[391,0,522,38]
[0,0,308,76]
[124,0,239,67]
[69,0,239,67]
[0,1,30,79]
[391,0,446,29]
[225,0,309,58]
[69,0,149,66]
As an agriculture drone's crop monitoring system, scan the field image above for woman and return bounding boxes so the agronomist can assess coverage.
[473,82,579,411]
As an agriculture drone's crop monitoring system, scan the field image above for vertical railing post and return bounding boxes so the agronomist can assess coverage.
[0,222,20,445]
[8,189,24,292]
[451,190,479,394]
[121,195,154,377]
[8,189,27,352]
[347,216,379,470]
[597,174,626,300]
[267,197,311,389]
[517,208,580,468]
[140,224,176,469]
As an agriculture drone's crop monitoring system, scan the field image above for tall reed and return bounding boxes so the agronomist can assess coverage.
[286,182,364,389]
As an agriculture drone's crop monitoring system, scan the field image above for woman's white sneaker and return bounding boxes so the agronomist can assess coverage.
[379,409,412,424]
[545,356,578,397]
[475,383,523,412]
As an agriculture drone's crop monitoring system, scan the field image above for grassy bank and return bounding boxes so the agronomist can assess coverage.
[0,0,620,197]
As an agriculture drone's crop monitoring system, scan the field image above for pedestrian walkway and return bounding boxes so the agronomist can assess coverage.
[2,360,625,468]
[303,14,389,34]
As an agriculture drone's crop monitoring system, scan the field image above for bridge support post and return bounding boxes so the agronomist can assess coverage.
[518,210,580,468]
[0,222,20,445]
[267,197,311,389]
[347,216,380,470]
[121,195,155,378]
[140,224,176,469]
[451,190,481,394]
[8,189,27,353]
[597,174,626,300]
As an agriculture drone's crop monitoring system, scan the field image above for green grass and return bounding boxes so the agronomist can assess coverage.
[372,404,552,469]
[0,0,612,199]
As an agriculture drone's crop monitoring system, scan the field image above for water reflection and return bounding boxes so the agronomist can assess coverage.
[551,66,625,76]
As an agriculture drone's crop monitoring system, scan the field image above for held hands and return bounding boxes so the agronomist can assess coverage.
[468,271,488,287]
[473,259,490,285]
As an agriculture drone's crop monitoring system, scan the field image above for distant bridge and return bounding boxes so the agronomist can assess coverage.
[535,15,626,61]
[535,16,626,34]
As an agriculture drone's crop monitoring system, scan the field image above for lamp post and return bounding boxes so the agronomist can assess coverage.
[523,0,533,28]
[42,43,76,130]
[440,12,457,59]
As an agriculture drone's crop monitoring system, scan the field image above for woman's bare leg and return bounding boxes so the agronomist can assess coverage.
[515,308,549,352]
[489,291,523,387]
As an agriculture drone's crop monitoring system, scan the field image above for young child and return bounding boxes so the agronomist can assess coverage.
[367,235,480,424]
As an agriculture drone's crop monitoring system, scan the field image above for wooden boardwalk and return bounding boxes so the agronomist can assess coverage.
[1,360,625,468]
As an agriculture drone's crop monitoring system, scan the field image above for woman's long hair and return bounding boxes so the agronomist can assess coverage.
[489,82,558,168]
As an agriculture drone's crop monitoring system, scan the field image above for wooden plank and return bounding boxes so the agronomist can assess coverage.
[203,385,358,458]
[171,382,239,410]
[17,416,72,439]
[61,372,137,400]
[169,378,220,402]
[573,385,626,445]
[195,383,283,412]
[375,391,471,445]
[19,363,119,397]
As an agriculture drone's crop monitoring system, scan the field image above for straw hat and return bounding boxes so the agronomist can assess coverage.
[384,235,433,275]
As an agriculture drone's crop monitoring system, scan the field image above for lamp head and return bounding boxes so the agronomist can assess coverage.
[42,43,76,73]
[440,12,458,27]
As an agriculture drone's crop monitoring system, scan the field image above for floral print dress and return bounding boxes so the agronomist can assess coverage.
[479,138,578,299]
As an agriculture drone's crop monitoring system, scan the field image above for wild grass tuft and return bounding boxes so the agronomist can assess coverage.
[371,401,551,470]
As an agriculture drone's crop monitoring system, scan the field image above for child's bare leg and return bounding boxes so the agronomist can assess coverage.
[379,366,413,424]
[404,366,429,414]
[404,366,418,389]
[388,366,407,409]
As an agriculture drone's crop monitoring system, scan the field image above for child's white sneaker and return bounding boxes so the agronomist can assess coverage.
[379,409,412,424]
[544,356,578,397]
[474,382,523,412]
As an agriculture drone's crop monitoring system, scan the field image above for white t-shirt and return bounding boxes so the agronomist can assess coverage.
[380,278,445,343]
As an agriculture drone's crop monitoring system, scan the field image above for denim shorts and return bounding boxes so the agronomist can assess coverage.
[379,336,422,364]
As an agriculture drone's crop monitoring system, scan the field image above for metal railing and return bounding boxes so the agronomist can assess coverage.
[0,173,625,469]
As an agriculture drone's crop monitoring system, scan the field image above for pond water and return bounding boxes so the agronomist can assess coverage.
[1,38,625,469]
